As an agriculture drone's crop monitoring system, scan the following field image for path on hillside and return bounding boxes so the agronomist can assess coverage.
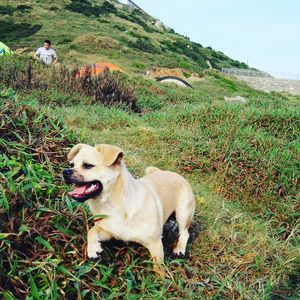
[236,76,300,95]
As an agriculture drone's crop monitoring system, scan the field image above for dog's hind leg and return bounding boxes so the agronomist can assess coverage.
[87,225,112,259]
[173,188,195,256]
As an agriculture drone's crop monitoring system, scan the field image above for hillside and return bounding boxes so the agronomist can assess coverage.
[0,56,299,298]
[0,0,249,74]
[0,1,300,299]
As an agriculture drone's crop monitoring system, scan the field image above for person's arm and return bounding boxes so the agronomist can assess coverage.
[52,50,58,64]
[33,48,41,61]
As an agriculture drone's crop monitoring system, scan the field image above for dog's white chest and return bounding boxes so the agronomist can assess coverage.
[87,197,154,244]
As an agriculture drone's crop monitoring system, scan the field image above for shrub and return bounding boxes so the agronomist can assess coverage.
[101,1,117,14]
[115,11,156,33]
[113,24,126,31]
[0,57,139,112]
[0,19,42,42]
[127,37,158,54]
[50,6,60,11]
[59,38,73,44]
[65,0,116,17]
[17,5,32,12]
[128,31,146,39]
[0,5,16,15]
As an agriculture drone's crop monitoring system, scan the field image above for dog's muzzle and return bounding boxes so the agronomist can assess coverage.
[63,169,74,184]
[63,169,103,202]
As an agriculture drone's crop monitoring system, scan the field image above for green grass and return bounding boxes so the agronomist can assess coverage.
[0,57,299,299]
[0,0,249,74]
[0,1,299,298]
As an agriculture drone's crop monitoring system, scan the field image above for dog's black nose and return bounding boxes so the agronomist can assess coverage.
[63,169,73,179]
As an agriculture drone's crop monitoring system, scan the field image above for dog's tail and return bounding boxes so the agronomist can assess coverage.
[145,166,161,175]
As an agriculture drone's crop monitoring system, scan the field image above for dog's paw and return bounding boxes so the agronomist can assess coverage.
[172,248,186,259]
[172,248,186,258]
[87,243,103,259]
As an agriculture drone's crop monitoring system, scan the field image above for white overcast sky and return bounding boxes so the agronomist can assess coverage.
[135,0,300,79]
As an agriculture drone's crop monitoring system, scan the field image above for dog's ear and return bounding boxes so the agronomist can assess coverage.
[95,144,124,166]
[67,144,86,161]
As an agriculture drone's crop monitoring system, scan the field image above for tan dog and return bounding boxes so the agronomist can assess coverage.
[63,144,195,263]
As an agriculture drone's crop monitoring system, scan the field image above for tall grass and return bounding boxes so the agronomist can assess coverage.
[0,58,299,298]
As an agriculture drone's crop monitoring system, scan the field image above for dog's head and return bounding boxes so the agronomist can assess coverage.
[63,144,124,202]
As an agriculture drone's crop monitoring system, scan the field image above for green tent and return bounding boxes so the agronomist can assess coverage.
[0,41,13,56]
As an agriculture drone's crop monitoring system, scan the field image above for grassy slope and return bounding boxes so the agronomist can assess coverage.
[0,1,299,299]
[0,59,299,298]
[1,0,248,73]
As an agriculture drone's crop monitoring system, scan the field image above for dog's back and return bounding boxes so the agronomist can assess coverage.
[140,167,195,225]
[145,166,161,175]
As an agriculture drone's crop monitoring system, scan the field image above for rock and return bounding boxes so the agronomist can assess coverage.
[224,95,248,104]
[206,60,213,70]
[154,20,164,28]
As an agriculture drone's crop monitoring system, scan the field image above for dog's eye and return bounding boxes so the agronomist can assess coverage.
[70,163,74,168]
[83,163,95,169]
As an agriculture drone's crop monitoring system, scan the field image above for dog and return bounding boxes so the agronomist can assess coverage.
[63,143,195,263]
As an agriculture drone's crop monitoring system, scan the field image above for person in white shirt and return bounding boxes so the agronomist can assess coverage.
[34,39,58,65]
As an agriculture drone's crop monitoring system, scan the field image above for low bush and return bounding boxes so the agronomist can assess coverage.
[65,0,116,17]
[50,6,60,11]
[162,39,207,69]
[0,56,138,112]
[0,20,42,43]
[127,37,158,54]
[115,11,156,33]
[113,24,126,31]
[16,5,32,12]
[0,5,16,15]
[59,38,73,44]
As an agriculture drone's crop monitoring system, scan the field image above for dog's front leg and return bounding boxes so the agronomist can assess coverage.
[146,239,164,264]
[87,225,111,259]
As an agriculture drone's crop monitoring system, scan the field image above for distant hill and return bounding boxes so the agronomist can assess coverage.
[0,0,249,74]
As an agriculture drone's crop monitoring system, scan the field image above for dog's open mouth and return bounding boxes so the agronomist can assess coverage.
[68,181,103,202]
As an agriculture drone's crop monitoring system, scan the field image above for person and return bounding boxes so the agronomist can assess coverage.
[34,39,58,65]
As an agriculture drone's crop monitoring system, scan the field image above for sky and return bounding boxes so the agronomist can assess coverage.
[135,0,300,79]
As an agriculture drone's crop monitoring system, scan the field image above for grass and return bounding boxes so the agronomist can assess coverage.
[0,1,299,298]
[0,57,299,299]
[0,0,249,74]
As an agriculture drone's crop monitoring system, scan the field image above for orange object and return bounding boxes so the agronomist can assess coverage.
[76,62,123,78]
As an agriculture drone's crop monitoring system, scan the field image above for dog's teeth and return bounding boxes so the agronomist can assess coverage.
[87,184,96,192]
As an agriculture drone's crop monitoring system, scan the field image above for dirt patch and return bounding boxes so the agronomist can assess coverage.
[147,67,200,79]
[77,61,123,78]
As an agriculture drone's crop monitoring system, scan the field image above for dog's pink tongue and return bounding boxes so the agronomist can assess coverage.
[68,185,87,196]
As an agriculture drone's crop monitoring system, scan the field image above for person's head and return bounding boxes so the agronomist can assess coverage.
[44,39,51,50]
